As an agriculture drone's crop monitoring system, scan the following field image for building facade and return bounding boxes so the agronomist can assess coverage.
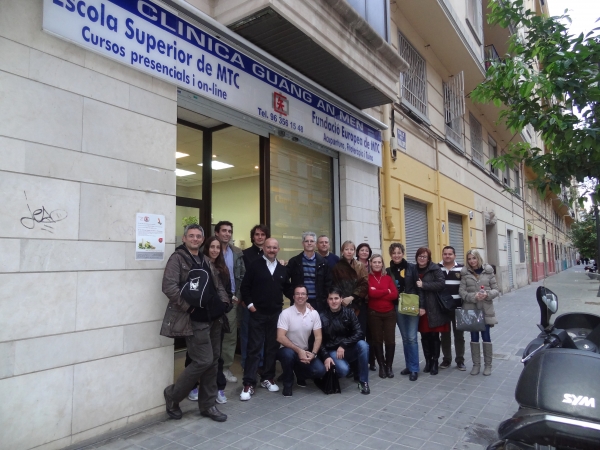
[0,1,575,449]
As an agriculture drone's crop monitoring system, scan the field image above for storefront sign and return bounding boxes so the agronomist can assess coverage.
[396,128,406,150]
[135,213,165,260]
[43,0,383,166]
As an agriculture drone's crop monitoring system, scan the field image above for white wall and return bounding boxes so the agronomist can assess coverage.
[0,1,177,448]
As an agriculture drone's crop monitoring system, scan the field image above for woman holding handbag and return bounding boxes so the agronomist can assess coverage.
[415,247,448,375]
[459,249,499,376]
[386,243,420,381]
[367,254,398,379]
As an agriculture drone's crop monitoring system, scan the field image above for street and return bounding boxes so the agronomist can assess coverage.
[86,266,599,450]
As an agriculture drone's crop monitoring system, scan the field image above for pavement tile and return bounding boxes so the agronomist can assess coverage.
[162,429,192,442]
[191,438,232,450]
[303,432,336,447]
[335,430,369,445]
[210,431,245,445]
[229,437,262,450]
[157,443,187,450]
[137,436,170,450]
[395,435,426,448]
[295,420,327,433]
[173,434,202,448]
[267,434,300,448]
[404,427,434,440]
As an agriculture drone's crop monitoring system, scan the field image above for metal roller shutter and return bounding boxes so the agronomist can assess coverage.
[507,230,514,288]
[448,213,465,265]
[404,198,429,262]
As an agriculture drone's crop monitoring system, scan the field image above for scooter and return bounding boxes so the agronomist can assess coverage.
[487,286,600,450]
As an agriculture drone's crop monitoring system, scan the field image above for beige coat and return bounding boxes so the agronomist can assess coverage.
[459,264,499,325]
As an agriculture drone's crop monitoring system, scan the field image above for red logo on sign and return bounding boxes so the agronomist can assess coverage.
[273,92,289,116]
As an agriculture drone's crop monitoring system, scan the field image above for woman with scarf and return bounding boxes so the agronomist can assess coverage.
[386,243,420,381]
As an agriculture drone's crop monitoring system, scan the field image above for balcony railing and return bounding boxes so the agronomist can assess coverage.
[484,44,501,71]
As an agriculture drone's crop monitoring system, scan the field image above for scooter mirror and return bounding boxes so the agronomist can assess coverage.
[536,286,559,328]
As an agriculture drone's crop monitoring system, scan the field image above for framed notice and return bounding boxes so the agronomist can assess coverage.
[136,213,165,260]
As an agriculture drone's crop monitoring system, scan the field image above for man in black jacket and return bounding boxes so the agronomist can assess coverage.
[240,238,291,400]
[319,288,370,395]
[286,231,332,313]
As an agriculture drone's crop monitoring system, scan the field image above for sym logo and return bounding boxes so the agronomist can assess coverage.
[563,394,596,408]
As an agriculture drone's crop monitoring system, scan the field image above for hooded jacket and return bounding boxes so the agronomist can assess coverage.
[459,264,499,325]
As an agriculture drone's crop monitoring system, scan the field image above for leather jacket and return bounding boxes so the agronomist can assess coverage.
[285,252,332,311]
[318,306,364,360]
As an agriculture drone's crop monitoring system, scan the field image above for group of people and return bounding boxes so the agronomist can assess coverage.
[160,221,500,423]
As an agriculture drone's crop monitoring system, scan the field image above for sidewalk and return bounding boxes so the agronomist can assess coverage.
[86,267,598,450]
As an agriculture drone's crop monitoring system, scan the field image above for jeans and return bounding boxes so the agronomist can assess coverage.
[240,305,263,369]
[276,347,326,388]
[471,325,491,343]
[243,310,281,386]
[326,340,369,383]
[396,312,420,373]
[166,319,221,411]
[441,317,465,364]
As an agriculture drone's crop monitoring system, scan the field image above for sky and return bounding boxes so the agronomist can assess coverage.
[548,0,600,38]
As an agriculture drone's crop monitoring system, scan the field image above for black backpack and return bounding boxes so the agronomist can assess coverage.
[179,248,211,308]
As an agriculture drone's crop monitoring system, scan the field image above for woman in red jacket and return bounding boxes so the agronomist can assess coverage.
[368,254,399,378]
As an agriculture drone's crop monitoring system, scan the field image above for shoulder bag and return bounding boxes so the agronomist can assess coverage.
[398,292,420,316]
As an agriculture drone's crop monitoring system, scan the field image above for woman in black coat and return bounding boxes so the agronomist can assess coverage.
[415,247,448,375]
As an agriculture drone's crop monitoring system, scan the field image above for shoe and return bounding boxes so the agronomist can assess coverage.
[409,372,418,381]
[240,385,254,401]
[200,406,227,422]
[223,369,238,383]
[430,360,439,375]
[164,387,182,420]
[282,386,292,397]
[384,344,396,378]
[358,381,370,395]
[385,365,394,378]
[260,379,280,392]
[187,387,198,401]
[296,379,307,388]
[369,364,377,371]
[216,390,227,404]
[439,360,451,369]
[400,368,410,376]
[457,362,466,371]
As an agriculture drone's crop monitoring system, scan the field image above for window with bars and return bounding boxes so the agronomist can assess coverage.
[398,33,428,122]
[469,113,484,165]
[443,72,465,151]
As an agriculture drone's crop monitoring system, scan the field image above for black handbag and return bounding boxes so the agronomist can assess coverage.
[436,292,462,313]
[455,308,486,332]
[315,366,341,395]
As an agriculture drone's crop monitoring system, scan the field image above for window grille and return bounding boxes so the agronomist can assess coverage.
[469,113,484,165]
[466,0,483,44]
[398,33,428,120]
[443,72,465,151]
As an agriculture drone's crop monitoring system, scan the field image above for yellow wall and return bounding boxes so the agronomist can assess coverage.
[381,151,476,263]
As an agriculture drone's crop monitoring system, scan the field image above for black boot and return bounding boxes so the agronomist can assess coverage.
[421,334,432,373]
[375,343,387,378]
[385,344,396,378]
[430,334,441,375]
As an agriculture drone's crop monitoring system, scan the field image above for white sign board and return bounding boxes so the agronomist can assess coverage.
[136,213,165,260]
[43,0,383,166]
[396,128,406,150]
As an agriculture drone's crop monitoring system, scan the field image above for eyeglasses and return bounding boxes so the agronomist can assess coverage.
[417,255,428,259]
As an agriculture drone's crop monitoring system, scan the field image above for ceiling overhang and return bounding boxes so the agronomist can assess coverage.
[228,7,394,110]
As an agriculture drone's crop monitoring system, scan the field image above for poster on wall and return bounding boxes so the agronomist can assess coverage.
[136,213,165,260]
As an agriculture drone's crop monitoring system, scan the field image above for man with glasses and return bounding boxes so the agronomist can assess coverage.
[286,231,332,313]
[161,224,230,422]
[276,285,326,397]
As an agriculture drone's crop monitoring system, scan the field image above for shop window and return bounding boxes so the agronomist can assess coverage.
[443,71,465,152]
[469,113,484,166]
[270,136,333,262]
[398,33,429,123]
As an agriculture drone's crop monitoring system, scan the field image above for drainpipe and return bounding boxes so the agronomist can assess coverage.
[382,103,395,239]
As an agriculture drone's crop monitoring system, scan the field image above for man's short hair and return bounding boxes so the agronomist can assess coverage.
[183,224,204,238]
[293,285,308,295]
[442,246,456,255]
[327,287,343,297]
[302,231,317,243]
[317,235,329,242]
[250,224,270,242]
[214,221,233,233]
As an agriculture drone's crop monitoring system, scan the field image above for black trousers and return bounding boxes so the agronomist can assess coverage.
[243,310,281,386]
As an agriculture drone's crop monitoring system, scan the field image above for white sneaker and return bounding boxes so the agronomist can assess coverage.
[188,387,198,401]
[240,385,254,401]
[216,390,227,404]
[223,369,238,383]
[260,379,280,392]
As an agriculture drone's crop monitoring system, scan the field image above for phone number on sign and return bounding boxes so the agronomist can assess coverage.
[257,108,304,133]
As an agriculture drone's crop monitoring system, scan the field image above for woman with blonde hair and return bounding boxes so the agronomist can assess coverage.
[367,254,398,378]
[459,249,499,376]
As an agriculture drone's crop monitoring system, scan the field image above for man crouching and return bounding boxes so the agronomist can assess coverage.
[319,288,370,394]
